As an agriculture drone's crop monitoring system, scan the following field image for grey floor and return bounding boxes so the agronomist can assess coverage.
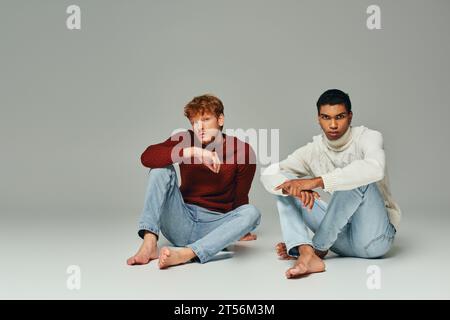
[1,206,450,300]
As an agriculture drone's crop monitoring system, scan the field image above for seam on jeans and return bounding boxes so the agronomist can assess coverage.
[363,234,388,258]
[315,199,327,212]
[155,167,176,219]
[348,222,356,254]
[364,234,385,251]
[363,221,396,256]
[186,206,198,244]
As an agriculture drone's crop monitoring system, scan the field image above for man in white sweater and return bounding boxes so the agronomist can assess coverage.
[260,89,401,279]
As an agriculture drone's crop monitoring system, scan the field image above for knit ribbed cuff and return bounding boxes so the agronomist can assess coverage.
[321,172,340,193]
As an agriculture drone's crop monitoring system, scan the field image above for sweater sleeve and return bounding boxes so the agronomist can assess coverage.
[321,130,385,193]
[260,143,313,196]
[232,143,257,209]
[140,131,191,168]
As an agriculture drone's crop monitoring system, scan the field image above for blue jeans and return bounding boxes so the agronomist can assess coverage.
[276,178,396,258]
[137,166,261,263]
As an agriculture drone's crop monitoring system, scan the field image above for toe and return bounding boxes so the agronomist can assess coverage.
[286,268,296,279]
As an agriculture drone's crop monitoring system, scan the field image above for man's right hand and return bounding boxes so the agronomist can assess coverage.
[282,188,319,211]
[183,147,221,173]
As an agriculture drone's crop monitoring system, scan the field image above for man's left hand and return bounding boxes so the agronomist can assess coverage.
[275,177,324,197]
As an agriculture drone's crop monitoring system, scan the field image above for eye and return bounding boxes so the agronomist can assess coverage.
[321,115,330,120]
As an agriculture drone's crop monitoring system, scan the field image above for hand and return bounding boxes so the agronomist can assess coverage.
[184,147,221,173]
[297,190,320,211]
[275,178,322,196]
[201,150,221,173]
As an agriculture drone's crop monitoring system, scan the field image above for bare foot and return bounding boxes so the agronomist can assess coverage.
[158,247,196,269]
[239,233,257,241]
[276,242,328,259]
[127,232,158,266]
[285,245,326,279]
[275,242,295,260]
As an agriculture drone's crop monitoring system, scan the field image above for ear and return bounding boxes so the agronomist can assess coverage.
[348,111,353,123]
[218,114,225,127]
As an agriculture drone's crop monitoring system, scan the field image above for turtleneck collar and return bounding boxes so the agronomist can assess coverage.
[323,126,353,152]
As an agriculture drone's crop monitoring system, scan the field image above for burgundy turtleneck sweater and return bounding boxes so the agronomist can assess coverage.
[140,130,256,213]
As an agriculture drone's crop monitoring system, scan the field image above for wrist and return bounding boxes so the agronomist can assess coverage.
[315,177,324,189]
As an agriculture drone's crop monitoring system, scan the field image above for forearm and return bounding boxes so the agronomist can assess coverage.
[141,145,179,168]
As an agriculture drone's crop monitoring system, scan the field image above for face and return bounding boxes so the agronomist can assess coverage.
[318,104,352,140]
[189,112,224,144]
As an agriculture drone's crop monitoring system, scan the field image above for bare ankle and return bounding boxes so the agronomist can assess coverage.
[180,248,196,261]
[143,231,158,243]
[298,244,314,254]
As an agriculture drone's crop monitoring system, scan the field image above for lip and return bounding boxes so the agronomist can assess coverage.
[328,131,340,136]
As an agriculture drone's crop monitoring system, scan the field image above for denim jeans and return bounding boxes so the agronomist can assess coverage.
[276,174,396,258]
[137,166,261,263]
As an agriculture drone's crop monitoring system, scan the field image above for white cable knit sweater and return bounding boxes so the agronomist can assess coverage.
[260,126,401,229]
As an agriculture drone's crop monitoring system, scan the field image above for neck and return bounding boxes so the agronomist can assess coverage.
[323,126,353,151]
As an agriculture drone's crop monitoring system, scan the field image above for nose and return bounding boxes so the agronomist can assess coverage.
[194,120,204,130]
[330,118,338,129]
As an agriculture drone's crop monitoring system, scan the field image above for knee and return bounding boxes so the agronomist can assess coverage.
[148,166,176,185]
[237,204,261,226]
[333,183,379,200]
[276,195,300,211]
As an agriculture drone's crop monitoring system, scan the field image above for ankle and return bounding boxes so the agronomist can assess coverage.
[298,244,314,254]
[180,248,196,260]
[143,231,158,246]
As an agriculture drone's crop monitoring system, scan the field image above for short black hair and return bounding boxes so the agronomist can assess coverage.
[316,89,352,114]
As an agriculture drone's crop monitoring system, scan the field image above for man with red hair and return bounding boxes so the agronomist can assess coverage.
[127,94,261,269]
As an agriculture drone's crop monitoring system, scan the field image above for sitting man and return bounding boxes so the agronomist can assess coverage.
[127,94,261,269]
[261,89,401,279]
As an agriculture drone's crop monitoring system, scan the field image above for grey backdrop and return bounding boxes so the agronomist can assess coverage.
[1,0,450,299]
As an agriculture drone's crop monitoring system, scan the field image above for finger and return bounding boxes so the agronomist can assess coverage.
[205,163,216,173]
[305,192,311,207]
[313,191,320,199]
[212,158,219,173]
[213,152,221,171]
[308,193,314,210]
[286,186,292,196]
[300,191,306,206]
[307,193,314,210]
[275,182,288,191]
[210,152,218,172]
[304,192,311,209]
[205,163,217,173]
